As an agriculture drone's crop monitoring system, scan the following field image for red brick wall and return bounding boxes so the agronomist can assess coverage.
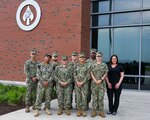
[81,0,91,57]
[0,0,91,82]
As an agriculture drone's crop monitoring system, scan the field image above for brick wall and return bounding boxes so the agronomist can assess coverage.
[0,0,90,82]
[81,0,90,57]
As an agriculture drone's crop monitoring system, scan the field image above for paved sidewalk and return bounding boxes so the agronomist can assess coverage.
[0,90,150,120]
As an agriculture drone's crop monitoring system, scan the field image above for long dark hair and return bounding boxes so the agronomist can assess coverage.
[110,54,118,65]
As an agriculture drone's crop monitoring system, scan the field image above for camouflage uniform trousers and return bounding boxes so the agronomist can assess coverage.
[35,82,53,110]
[25,80,38,106]
[75,83,88,111]
[56,85,72,109]
[87,79,92,103]
[71,81,75,103]
[52,79,56,96]
[91,82,106,111]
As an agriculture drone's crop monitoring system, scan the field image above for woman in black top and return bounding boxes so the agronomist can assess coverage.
[106,55,124,115]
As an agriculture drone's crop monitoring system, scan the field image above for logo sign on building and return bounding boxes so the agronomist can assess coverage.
[16,0,41,31]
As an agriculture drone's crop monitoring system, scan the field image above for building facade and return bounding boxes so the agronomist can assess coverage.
[0,0,150,90]
[91,0,150,90]
[0,0,90,82]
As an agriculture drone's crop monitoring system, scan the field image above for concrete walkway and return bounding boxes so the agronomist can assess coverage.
[0,90,150,120]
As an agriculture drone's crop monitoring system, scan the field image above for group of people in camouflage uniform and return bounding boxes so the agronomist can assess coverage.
[24,48,108,118]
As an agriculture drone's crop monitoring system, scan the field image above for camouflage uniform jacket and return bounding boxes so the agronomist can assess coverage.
[68,61,78,68]
[74,63,90,83]
[55,65,72,85]
[52,61,60,70]
[91,62,108,89]
[24,59,39,82]
[86,58,96,69]
[36,62,54,84]
[68,61,78,80]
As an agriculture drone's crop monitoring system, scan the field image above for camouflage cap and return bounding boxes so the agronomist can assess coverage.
[61,55,68,60]
[79,52,86,58]
[72,51,78,56]
[45,53,52,57]
[30,49,37,54]
[52,51,58,57]
[91,48,97,53]
[96,52,103,56]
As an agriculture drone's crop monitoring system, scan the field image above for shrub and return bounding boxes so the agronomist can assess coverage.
[0,84,26,106]
[0,83,57,106]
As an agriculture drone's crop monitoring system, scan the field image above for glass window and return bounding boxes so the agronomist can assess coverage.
[123,77,138,90]
[98,29,111,62]
[113,0,141,11]
[91,0,150,90]
[142,27,150,76]
[92,1,110,13]
[92,15,98,27]
[114,12,140,25]
[92,1,99,13]
[99,0,110,13]
[143,0,150,8]
[140,78,150,90]
[91,29,98,49]
[114,27,140,75]
[143,11,150,23]
[99,15,111,26]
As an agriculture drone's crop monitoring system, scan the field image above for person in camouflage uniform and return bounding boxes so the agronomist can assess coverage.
[55,55,72,115]
[34,53,54,117]
[52,51,59,70]
[74,53,90,117]
[24,50,39,113]
[90,52,108,118]
[86,48,97,109]
[67,51,78,108]
[42,51,59,111]
[86,48,97,68]
[51,52,59,94]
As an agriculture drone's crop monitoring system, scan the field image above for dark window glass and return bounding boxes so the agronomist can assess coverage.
[113,0,141,11]
[114,27,140,75]
[123,77,138,89]
[92,15,98,27]
[114,12,140,25]
[142,27,150,77]
[91,29,98,49]
[141,78,150,90]
[92,1,99,13]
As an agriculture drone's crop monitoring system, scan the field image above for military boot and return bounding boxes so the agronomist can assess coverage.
[99,111,106,118]
[45,108,52,115]
[82,110,87,117]
[57,108,63,115]
[91,110,97,117]
[32,105,36,110]
[25,106,30,113]
[76,109,82,117]
[66,109,71,115]
[34,110,39,117]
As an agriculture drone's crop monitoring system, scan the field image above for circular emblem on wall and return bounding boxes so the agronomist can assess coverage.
[16,0,41,31]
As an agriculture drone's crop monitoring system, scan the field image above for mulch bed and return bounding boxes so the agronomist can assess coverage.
[0,103,25,115]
